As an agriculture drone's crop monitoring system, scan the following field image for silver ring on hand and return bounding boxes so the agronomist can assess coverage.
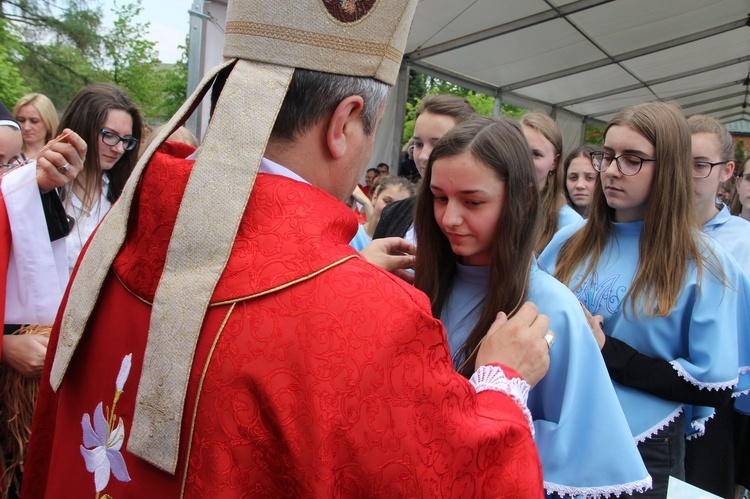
[58,163,70,173]
[544,332,555,351]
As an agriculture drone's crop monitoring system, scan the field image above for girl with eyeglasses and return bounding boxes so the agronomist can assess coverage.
[58,83,143,273]
[682,114,750,498]
[415,116,650,498]
[539,102,750,498]
[731,156,750,222]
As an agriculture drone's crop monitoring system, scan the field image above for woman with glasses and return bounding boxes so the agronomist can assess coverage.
[683,115,750,498]
[732,156,750,221]
[58,83,143,273]
[539,102,750,497]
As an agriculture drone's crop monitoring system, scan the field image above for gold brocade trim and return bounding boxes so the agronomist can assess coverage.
[114,255,358,307]
[179,302,236,499]
[211,255,358,306]
[225,21,403,63]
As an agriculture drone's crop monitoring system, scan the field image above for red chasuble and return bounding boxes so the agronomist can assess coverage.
[24,142,542,498]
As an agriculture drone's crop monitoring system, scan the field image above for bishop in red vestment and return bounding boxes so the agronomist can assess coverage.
[24,142,544,497]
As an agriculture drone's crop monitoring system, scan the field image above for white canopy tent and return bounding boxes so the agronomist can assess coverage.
[186,0,750,170]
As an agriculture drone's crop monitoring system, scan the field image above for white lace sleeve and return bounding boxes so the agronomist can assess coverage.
[470,365,534,437]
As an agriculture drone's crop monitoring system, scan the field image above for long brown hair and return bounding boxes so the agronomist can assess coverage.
[414,116,540,377]
[520,112,564,254]
[554,102,706,317]
[58,83,143,211]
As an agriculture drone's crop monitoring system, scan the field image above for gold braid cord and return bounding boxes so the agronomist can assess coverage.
[0,325,51,496]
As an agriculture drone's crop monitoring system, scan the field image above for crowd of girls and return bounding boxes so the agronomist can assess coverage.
[538,102,749,497]
[369,94,749,498]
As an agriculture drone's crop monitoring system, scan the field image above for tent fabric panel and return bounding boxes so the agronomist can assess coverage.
[423,19,604,87]
[406,0,548,53]
[650,62,749,97]
[622,30,750,82]
[568,0,746,55]
[518,65,640,104]
[567,88,656,117]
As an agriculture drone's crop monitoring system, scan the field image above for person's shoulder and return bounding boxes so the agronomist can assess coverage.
[329,255,434,314]
[538,222,582,272]
[528,266,581,310]
[558,203,583,229]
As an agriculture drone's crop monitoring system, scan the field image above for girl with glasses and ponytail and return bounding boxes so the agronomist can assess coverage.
[540,102,750,497]
[58,83,143,273]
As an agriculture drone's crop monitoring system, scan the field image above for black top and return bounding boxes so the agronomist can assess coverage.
[602,335,732,408]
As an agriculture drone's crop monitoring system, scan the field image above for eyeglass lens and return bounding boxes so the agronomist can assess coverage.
[590,153,643,175]
[101,130,138,151]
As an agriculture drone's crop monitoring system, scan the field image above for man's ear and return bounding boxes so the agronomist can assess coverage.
[325,95,365,160]
[719,161,735,183]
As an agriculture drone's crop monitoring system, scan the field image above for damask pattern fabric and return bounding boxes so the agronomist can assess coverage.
[23,142,544,498]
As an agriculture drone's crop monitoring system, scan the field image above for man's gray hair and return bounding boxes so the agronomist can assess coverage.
[271,69,390,141]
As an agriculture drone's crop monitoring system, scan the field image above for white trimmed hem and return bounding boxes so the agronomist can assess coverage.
[634,405,684,443]
[669,361,738,391]
[544,475,653,498]
[470,365,534,437]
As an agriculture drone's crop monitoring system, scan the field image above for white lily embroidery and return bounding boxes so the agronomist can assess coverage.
[80,353,133,497]
[80,403,131,492]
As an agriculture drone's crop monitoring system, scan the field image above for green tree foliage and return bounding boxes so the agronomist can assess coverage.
[2,0,188,124]
[735,139,746,162]
[4,0,102,108]
[585,124,604,146]
[159,40,189,119]
[0,17,30,106]
[104,0,163,119]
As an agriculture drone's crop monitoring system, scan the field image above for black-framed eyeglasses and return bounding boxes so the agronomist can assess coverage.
[737,173,750,184]
[692,160,729,179]
[589,151,656,176]
[100,129,139,151]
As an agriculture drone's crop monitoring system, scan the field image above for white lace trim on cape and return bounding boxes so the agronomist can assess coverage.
[670,360,738,391]
[634,405,684,444]
[544,474,653,499]
[470,365,534,437]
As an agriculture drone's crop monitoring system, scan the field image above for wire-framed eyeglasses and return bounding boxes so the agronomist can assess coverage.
[589,151,656,176]
[100,129,139,151]
[692,160,729,179]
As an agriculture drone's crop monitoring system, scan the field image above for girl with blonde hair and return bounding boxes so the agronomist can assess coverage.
[520,112,582,254]
[540,102,750,497]
[13,93,59,159]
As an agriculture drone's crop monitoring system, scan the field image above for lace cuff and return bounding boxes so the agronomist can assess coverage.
[470,365,534,437]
